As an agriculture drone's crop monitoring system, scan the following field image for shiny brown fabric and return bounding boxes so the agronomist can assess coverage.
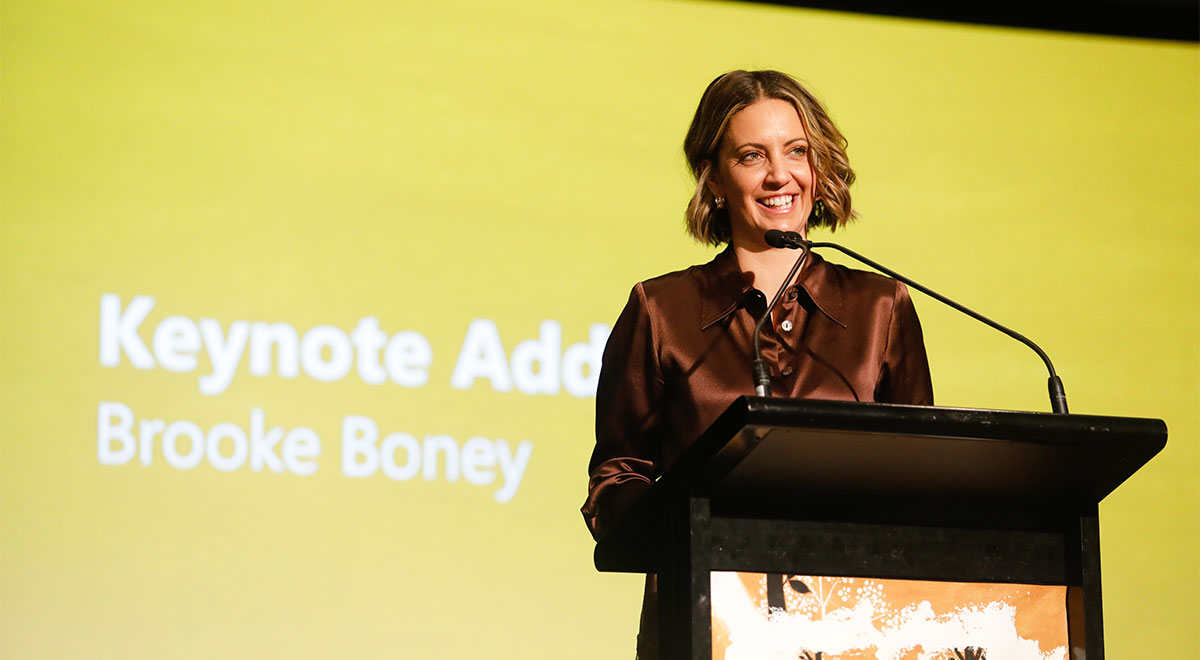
[581,246,933,657]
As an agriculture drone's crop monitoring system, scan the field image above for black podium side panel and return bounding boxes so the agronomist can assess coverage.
[708,516,1068,584]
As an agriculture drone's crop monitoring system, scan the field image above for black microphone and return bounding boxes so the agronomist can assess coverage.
[763,229,1069,414]
[751,235,811,397]
[764,229,805,249]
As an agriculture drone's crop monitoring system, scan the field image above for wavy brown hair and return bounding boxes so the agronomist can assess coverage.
[683,70,857,246]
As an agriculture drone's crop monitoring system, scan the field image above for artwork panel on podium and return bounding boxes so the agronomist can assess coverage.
[711,572,1069,660]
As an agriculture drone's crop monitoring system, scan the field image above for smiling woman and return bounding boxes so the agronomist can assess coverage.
[684,71,857,241]
[708,98,816,248]
[581,69,935,659]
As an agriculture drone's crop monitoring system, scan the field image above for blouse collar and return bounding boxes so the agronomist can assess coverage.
[699,245,846,330]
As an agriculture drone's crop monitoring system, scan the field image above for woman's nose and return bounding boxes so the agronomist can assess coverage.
[764,158,788,186]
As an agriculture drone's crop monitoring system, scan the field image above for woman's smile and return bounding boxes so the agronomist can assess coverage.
[757,194,796,212]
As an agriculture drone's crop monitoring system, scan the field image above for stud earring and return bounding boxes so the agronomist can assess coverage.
[811,199,826,221]
[715,197,725,209]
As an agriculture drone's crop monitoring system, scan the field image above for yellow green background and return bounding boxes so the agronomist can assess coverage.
[2,1,1196,657]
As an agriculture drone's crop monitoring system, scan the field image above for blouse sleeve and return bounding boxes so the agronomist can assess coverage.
[875,280,934,405]
[580,283,665,540]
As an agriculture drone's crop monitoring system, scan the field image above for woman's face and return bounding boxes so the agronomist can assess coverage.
[708,98,814,246]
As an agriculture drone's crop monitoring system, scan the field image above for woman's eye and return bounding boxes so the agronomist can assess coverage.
[790,146,808,157]
[737,152,763,164]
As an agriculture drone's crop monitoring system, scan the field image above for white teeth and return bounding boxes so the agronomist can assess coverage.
[760,195,794,208]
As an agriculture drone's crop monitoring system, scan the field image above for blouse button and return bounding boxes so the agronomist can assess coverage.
[781,366,794,376]
[780,320,793,332]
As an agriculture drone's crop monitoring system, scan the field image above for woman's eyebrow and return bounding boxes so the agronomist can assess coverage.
[730,137,809,151]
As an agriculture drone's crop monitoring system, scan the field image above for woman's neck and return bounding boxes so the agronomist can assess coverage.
[733,240,806,300]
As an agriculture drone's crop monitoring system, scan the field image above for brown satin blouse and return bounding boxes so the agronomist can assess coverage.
[582,246,933,656]
[583,246,933,539]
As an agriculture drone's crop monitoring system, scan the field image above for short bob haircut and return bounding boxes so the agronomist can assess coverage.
[684,70,857,246]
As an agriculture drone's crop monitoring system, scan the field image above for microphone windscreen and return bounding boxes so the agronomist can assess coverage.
[764,230,804,249]
[764,229,788,248]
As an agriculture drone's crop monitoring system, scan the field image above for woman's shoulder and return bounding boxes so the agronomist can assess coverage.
[628,248,737,299]
[823,258,902,298]
[802,252,911,325]
[615,252,738,330]
[637,262,710,298]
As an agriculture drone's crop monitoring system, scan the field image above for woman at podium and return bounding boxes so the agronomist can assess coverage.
[581,69,934,658]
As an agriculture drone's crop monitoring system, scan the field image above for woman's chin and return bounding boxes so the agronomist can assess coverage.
[758,216,804,235]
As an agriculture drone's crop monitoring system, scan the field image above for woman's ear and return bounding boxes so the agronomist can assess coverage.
[702,160,723,200]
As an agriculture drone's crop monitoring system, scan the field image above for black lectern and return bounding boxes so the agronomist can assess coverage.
[593,397,1166,660]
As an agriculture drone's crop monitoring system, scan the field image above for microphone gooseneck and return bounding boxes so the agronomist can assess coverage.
[765,230,1069,414]
[752,234,811,397]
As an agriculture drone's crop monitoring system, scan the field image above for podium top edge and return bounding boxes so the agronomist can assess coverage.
[730,397,1167,447]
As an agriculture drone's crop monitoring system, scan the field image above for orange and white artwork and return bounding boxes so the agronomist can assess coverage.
[710,572,1069,660]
